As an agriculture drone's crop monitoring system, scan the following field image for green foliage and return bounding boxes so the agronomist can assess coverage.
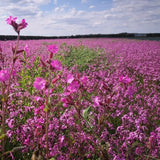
[82,106,94,130]
[49,158,56,160]
[82,106,91,120]
[42,42,53,45]
[57,43,102,72]
[18,51,42,95]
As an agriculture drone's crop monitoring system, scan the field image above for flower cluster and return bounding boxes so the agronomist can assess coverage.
[0,69,9,82]
[6,16,28,34]
[33,77,46,90]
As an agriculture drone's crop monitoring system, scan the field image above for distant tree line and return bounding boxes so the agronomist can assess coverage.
[0,33,160,41]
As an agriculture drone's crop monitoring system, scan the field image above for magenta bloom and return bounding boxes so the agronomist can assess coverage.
[18,19,28,30]
[67,81,79,93]
[24,44,29,54]
[6,16,28,33]
[33,77,46,90]
[34,105,45,115]
[80,76,88,85]
[6,16,17,25]
[0,70,9,82]
[61,97,69,107]
[148,132,156,147]
[24,137,30,145]
[119,75,131,84]
[48,45,58,54]
[93,96,101,106]
[8,119,15,129]
[52,75,61,84]
[34,96,43,102]
[127,86,135,98]
[51,60,62,71]
[67,74,74,84]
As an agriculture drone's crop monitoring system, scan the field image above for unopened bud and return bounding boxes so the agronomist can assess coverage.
[40,59,46,67]
[105,98,110,104]
[0,45,2,53]
[12,46,16,54]
[50,52,53,59]
[45,81,50,89]
[52,75,61,84]
[13,56,18,63]
[16,49,24,54]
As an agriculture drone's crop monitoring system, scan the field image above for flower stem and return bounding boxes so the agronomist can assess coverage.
[6,33,20,97]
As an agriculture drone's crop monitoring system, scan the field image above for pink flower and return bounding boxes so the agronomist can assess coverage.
[6,16,17,25]
[34,96,43,102]
[61,97,69,107]
[34,108,40,115]
[51,60,62,71]
[52,75,61,84]
[44,89,53,96]
[148,132,156,147]
[17,19,28,31]
[0,70,9,82]
[7,130,13,138]
[24,44,29,54]
[63,103,69,108]
[61,97,68,103]
[59,135,65,143]
[8,119,15,129]
[34,105,45,115]
[67,81,79,93]
[24,137,30,145]
[127,86,135,98]
[6,16,28,33]
[119,75,131,84]
[40,105,45,111]
[80,76,88,85]
[48,45,58,54]
[33,77,46,90]
[67,74,74,83]
[93,96,100,106]
[34,125,43,137]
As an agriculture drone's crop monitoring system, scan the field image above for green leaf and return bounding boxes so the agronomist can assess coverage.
[82,106,91,120]
[49,158,56,160]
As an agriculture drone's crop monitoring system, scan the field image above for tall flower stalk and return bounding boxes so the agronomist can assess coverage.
[1,16,27,160]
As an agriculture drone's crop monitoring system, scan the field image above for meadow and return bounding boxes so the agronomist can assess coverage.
[0,17,160,160]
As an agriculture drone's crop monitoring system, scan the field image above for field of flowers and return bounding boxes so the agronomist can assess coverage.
[0,17,160,160]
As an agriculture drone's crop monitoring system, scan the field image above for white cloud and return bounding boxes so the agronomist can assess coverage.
[54,5,66,12]
[89,5,95,9]
[19,0,51,5]
[54,7,59,12]
[0,0,46,19]
[108,0,160,32]
[0,0,160,36]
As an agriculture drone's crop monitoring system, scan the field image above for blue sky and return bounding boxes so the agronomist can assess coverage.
[0,0,160,36]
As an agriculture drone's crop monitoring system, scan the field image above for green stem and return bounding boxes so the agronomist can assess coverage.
[6,33,20,97]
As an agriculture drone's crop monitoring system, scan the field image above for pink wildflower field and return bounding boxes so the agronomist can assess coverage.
[0,17,160,160]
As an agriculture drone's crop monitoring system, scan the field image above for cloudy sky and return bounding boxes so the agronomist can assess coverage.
[0,0,160,36]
